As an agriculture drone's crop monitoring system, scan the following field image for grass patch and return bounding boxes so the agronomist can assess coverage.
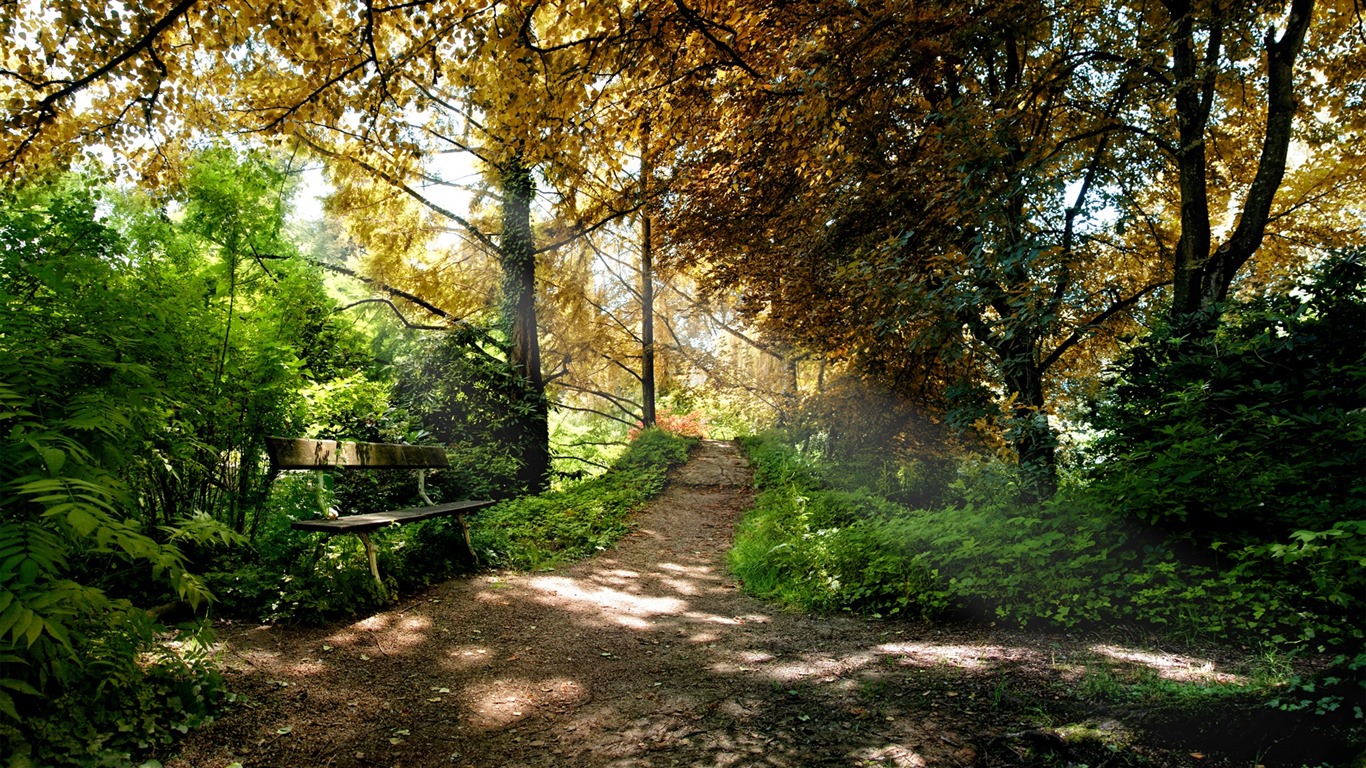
[470,428,696,570]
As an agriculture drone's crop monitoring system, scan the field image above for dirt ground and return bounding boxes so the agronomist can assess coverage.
[163,441,1360,768]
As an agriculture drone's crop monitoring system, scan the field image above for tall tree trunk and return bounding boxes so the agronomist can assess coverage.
[499,156,550,493]
[640,119,657,428]
[1164,0,1315,327]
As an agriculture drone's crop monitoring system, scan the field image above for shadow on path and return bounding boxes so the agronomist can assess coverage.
[167,441,1313,768]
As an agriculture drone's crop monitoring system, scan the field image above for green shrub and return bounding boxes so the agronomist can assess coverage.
[0,177,240,759]
[1086,252,1366,542]
[729,433,945,618]
[471,429,695,570]
[732,431,1366,672]
[0,612,226,768]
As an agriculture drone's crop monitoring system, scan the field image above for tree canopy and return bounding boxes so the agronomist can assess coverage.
[3,0,1363,486]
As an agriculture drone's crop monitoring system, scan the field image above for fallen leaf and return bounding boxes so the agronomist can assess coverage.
[1191,754,1206,760]
[276,726,292,735]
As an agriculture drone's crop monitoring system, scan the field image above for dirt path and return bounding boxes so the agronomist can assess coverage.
[166,441,1353,768]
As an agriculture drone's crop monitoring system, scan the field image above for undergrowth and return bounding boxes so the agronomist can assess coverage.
[730,431,1365,723]
[208,428,697,625]
[472,428,696,570]
[0,613,227,768]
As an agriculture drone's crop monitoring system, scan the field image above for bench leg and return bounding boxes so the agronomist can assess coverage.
[455,514,479,565]
[357,532,385,592]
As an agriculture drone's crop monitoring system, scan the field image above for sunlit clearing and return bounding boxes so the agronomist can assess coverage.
[852,744,927,768]
[657,562,724,579]
[681,613,744,626]
[526,575,688,629]
[876,642,1033,670]
[760,650,879,683]
[447,645,494,664]
[1091,644,1248,684]
[465,677,585,730]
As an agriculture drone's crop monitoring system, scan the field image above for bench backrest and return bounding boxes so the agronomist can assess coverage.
[266,437,449,470]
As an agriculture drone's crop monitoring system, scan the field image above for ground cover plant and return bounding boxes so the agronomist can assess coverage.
[471,428,697,570]
[731,431,1364,761]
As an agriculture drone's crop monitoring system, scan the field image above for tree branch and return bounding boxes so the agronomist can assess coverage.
[557,382,642,416]
[554,402,639,428]
[552,454,612,470]
[1040,280,1171,372]
[339,298,450,330]
[1216,0,1315,278]
[3,0,200,169]
[295,132,502,254]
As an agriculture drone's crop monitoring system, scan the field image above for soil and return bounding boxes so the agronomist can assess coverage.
[163,441,1361,768]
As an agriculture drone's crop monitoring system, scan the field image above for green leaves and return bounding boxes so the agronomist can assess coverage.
[1088,252,1366,540]
[470,430,695,571]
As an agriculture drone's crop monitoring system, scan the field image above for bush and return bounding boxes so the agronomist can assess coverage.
[628,408,710,441]
[729,433,945,618]
[732,431,1366,666]
[0,612,227,768]
[471,429,696,570]
[1086,253,1366,542]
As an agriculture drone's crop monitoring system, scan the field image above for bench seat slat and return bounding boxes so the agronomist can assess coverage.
[267,437,448,470]
[290,499,498,533]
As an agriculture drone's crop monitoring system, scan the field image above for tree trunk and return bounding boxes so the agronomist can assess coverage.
[499,156,550,493]
[999,336,1057,502]
[640,119,657,428]
[1165,0,1315,327]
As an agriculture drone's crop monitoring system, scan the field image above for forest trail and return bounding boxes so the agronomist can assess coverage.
[165,441,1327,768]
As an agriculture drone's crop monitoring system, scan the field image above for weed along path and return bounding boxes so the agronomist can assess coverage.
[166,441,1353,768]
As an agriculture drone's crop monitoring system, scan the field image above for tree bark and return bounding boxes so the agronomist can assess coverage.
[640,119,657,428]
[1165,0,1315,325]
[500,156,550,493]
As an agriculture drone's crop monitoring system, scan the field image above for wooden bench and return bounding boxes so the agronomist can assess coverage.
[266,437,497,590]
